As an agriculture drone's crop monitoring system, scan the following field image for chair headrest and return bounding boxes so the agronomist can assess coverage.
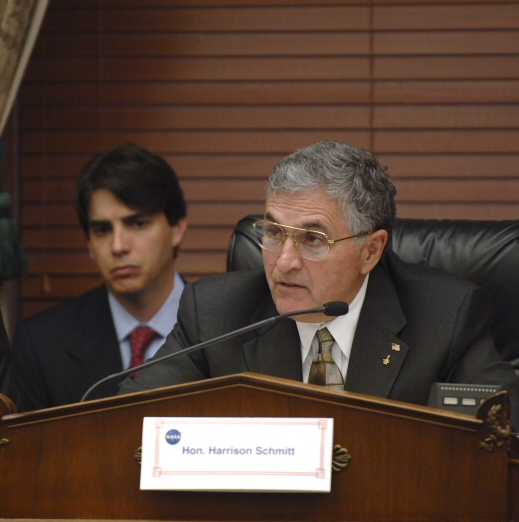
[227,215,263,273]
[227,215,519,370]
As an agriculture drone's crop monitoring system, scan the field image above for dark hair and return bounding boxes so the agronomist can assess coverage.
[75,142,186,237]
[268,141,397,240]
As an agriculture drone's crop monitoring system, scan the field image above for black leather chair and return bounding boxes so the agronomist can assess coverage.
[227,216,519,375]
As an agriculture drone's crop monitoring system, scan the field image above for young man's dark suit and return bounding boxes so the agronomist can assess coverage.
[12,286,122,410]
[119,250,519,429]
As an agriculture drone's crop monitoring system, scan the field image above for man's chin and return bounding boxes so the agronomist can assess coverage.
[275,299,325,323]
[107,281,144,299]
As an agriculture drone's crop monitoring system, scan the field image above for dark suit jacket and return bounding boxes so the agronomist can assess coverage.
[11,286,123,411]
[119,251,519,427]
[0,310,18,406]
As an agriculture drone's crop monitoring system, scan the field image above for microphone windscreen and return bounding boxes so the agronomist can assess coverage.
[323,301,349,316]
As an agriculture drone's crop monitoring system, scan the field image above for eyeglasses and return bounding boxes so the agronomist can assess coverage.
[252,219,369,261]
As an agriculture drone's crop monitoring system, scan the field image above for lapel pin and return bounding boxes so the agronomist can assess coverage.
[383,355,391,365]
[391,343,401,352]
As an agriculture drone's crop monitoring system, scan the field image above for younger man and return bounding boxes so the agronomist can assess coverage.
[12,142,187,410]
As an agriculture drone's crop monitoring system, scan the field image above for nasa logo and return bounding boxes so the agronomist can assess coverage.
[165,429,181,445]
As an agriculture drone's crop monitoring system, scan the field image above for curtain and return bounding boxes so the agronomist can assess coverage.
[0,0,49,279]
[0,0,49,135]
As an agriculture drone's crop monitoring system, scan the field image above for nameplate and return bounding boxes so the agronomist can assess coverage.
[140,417,334,492]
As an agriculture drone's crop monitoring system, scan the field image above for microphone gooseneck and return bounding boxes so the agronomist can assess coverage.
[80,301,349,402]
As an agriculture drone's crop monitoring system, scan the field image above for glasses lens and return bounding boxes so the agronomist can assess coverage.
[294,230,329,260]
[254,221,284,251]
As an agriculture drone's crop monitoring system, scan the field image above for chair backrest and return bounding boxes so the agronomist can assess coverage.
[227,215,519,373]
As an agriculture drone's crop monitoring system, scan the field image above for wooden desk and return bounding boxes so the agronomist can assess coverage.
[1,373,517,521]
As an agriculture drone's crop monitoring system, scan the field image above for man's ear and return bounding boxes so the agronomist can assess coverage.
[171,217,188,248]
[360,229,388,274]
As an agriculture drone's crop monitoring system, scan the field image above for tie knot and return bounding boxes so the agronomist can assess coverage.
[317,327,334,353]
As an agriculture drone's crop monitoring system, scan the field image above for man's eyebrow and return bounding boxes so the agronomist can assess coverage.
[264,212,327,231]
[300,220,327,231]
[88,219,110,228]
[88,211,151,227]
[122,211,151,222]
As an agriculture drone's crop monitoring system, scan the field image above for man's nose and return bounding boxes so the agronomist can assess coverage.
[275,234,303,270]
[111,226,131,254]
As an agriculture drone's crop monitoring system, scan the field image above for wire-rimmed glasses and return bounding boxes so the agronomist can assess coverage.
[252,219,369,261]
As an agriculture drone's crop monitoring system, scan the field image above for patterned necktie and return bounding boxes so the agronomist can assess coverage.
[308,327,344,390]
[129,326,157,375]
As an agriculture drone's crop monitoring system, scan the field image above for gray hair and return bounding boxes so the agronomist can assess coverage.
[267,141,397,240]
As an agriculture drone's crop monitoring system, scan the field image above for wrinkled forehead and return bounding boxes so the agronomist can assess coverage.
[265,189,351,232]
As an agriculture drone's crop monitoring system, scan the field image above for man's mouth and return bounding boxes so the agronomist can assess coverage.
[112,265,139,277]
[278,281,304,289]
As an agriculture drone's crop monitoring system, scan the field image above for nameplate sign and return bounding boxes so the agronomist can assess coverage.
[140,417,334,492]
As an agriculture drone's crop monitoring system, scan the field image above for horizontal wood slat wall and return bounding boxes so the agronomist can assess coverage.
[16,0,519,317]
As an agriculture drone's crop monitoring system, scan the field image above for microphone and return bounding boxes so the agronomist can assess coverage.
[322,301,349,317]
[80,301,349,402]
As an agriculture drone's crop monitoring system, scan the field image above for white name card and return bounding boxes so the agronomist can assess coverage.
[140,417,334,492]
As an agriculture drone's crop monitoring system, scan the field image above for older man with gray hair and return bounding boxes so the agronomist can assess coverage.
[119,140,519,427]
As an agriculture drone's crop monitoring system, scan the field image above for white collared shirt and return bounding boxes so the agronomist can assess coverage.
[296,274,369,383]
[108,270,185,369]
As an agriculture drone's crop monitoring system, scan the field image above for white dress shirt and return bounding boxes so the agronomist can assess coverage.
[296,274,369,383]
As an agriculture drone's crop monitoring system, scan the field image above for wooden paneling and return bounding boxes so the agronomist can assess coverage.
[380,154,519,178]
[374,106,519,128]
[374,4,519,29]
[26,57,372,82]
[50,6,371,32]
[22,103,519,130]
[22,275,105,299]
[20,154,284,179]
[21,106,372,130]
[15,0,519,317]
[397,203,519,220]
[375,32,519,54]
[374,57,519,79]
[374,130,519,153]
[374,80,519,104]
[33,33,371,57]
[21,130,372,154]
[20,81,372,105]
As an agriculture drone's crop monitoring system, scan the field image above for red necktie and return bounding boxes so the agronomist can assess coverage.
[129,326,157,376]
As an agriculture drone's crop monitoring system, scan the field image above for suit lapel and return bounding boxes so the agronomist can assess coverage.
[237,262,410,395]
[242,294,303,381]
[345,265,409,398]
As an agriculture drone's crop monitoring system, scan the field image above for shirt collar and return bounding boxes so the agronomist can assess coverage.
[296,273,369,364]
[108,270,185,341]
